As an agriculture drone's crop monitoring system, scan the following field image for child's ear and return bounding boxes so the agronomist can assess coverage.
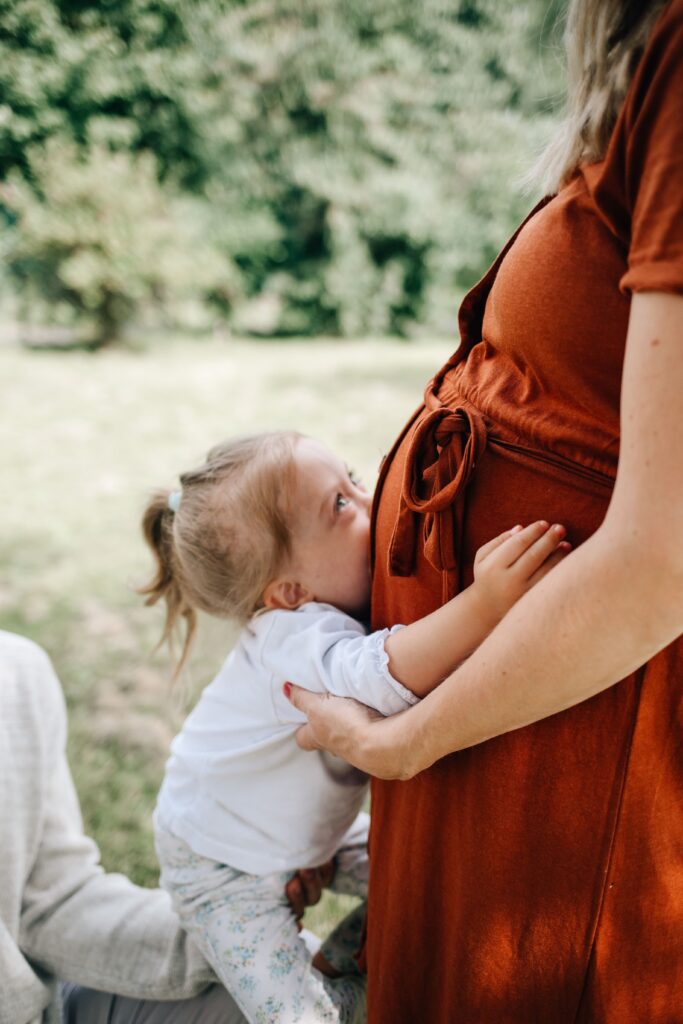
[262,579,313,611]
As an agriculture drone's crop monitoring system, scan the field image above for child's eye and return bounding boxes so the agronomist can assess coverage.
[335,493,350,513]
[346,466,362,487]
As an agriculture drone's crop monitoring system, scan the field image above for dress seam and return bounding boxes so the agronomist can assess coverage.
[571,665,646,1023]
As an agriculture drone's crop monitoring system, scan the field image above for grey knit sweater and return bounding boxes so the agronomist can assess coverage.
[0,631,214,1024]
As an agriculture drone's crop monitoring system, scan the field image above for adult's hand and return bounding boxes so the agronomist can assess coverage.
[285,684,416,780]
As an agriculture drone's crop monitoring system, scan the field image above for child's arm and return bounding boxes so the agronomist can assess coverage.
[266,521,568,718]
[384,520,569,697]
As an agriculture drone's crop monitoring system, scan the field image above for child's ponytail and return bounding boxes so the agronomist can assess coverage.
[138,490,198,677]
[139,430,300,680]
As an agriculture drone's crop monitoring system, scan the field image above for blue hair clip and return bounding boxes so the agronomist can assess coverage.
[167,490,182,513]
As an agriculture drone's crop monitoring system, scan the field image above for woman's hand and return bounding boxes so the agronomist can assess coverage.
[285,684,416,780]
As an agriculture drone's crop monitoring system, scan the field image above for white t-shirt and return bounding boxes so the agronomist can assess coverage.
[155,602,417,874]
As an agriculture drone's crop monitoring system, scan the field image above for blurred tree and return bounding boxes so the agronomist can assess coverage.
[0,0,565,340]
[183,0,566,336]
[0,0,212,186]
[3,139,235,346]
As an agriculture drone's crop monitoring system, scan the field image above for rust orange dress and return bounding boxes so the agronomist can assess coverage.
[366,4,683,1021]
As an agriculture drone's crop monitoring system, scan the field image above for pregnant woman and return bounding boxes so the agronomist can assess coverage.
[288,1,683,1020]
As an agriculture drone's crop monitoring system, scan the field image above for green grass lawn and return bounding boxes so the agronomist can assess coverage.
[1,333,452,934]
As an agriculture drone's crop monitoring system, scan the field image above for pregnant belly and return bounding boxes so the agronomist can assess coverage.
[371,391,614,629]
[459,434,613,587]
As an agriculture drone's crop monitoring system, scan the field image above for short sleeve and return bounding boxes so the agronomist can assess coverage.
[616,2,683,294]
[618,4,683,292]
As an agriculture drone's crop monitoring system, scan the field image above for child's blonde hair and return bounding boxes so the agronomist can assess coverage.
[139,430,301,673]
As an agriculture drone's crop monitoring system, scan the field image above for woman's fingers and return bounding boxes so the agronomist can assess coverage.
[286,684,327,751]
[295,722,322,751]
[285,683,415,781]
[286,683,386,765]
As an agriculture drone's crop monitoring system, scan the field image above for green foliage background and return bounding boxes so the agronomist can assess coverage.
[0,0,565,341]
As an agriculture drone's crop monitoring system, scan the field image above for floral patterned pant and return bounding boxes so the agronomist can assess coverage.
[155,814,369,1024]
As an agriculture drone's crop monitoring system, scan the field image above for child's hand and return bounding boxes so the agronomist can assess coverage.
[472,521,571,621]
[285,859,336,922]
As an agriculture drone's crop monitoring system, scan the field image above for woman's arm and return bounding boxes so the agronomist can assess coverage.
[287,292,683,778]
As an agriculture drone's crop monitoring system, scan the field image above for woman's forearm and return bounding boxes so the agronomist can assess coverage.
[287,530,681,778]
[403,525,682,776]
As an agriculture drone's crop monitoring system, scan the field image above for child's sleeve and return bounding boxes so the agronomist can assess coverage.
[261,607,419,720]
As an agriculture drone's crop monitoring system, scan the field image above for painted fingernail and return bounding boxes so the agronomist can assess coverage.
[283,682,292,698]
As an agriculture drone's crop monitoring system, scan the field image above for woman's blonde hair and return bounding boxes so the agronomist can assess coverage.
[139,430,301,675]
[534,0,668,193]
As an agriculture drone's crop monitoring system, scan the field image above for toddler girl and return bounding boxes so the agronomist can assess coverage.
[141,430,568,1024]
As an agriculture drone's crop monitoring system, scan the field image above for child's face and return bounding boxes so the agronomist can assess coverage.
[266,437,372,618]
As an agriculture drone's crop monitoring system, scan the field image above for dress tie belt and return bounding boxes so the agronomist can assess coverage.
[388,395,487,599]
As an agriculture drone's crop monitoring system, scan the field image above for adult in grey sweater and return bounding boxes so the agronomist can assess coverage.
[0,630,245,1024]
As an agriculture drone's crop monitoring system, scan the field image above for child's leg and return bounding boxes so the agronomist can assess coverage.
[318,812,370,976]
[155,828,365,1024]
